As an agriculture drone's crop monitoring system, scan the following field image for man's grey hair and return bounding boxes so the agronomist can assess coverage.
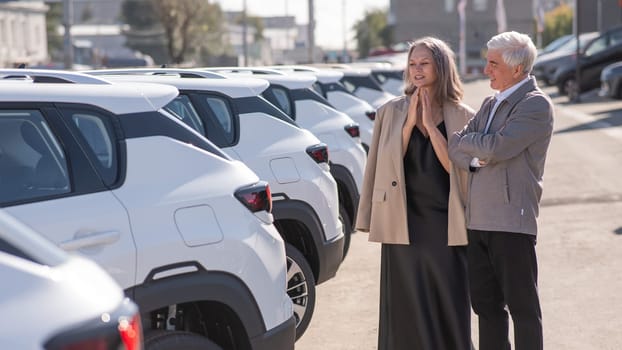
[487,31,537,74]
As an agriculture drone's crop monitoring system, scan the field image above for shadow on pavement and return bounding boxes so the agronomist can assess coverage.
[549,88,622,134]
[555,112,622,134]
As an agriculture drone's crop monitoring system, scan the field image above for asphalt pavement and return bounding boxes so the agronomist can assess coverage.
[295,78,622,350]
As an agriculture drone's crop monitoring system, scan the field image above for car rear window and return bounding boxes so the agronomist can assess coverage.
[0,110,71,205]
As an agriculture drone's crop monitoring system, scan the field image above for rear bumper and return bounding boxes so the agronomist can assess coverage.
[316,232,344,284]
[272,199,344,285]
[250,315,296,350]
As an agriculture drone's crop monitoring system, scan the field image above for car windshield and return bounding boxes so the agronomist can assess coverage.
[541,35,573,54]
[556,32,599,53]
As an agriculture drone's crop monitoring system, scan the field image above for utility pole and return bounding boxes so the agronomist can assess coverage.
[62,0,74,69]
[242,0,248,66]
[458,0,467,76]
[574,0,581,102]
[342,0,348,63]
[308,0,315,63]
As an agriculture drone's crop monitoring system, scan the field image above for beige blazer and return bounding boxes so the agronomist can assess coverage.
[355,95,474,245]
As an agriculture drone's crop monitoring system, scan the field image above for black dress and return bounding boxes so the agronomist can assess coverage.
[378,122,471,350]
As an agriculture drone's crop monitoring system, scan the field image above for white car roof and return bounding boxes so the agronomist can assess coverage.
[265,65,320,73]
[0,68,111,84]
[295,69,344,84]
[0,81,178,114]
[338,67,373,76]
[223,72,317,89]
[203,67,286,75]
[101,74,270,98]
[83,68,228,79]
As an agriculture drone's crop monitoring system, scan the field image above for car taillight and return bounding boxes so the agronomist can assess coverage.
[45,298,142,350]
[235,181,272,213]
[119,313,142,350]
[344,123,360,138]
[306,143,329,163]
[365,111,376,121]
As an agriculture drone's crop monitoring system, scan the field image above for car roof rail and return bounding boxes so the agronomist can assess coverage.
[201,67,286,75]
[83,68,227,79]
[0,69,111,84]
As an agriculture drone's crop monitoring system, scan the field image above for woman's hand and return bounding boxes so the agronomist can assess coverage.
[405,88,420,128]
[402,89,420,156]
[420,88,435,132]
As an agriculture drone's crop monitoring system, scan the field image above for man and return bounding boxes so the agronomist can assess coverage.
[448,31,554,350]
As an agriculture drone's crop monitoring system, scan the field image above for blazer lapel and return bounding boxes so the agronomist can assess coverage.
[391,98,409,188]
[491,76,537,129]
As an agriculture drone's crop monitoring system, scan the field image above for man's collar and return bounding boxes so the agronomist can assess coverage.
[495,75,531,102]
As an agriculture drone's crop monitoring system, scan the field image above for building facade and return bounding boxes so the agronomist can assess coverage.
[0,0,48,67]
[389,0,534,72]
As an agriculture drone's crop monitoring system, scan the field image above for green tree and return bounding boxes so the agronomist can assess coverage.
[122,0,227,65]
[121,0,159,29]
[46,2,63,60]
[353,9,392,58]
[542,3,573,46]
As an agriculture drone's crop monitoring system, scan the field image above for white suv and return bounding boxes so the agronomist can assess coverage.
[0,70,295,349]
[85,69,345,339]
[0,210,142,349]
[276,67,377,152]
[206,69,366,258]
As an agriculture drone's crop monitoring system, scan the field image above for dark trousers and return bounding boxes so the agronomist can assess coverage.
[467,229,543,350]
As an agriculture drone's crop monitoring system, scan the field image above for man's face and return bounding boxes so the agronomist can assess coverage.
[484,49,524,92]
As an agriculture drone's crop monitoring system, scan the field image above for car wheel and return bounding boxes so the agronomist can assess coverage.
[144,330,222,350]
[339,204,352,261]
[285,243,316,340]
[565,78,580,101]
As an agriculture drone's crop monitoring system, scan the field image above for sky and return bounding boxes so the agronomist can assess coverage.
[214,0,390,50]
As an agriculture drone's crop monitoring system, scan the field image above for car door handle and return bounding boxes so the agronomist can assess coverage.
[59,231,120,251]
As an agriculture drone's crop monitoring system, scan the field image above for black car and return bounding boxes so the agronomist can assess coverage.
[599,61,622,98]
[532,32,598,86]
[553,26,622,100]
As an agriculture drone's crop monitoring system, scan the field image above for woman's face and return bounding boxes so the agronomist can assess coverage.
[408,45,438,89]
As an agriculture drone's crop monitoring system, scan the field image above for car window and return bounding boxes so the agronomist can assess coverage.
[270,87,292,116]
[205,97,230,133]
[204,96,234,143]
[342,79,356,93]
[610,29,622,46]
[62,109,118,186]
[0,110,70,205]
[165,95,206,135]
[373,72,388,84]
[311,82,324,96]
[584,36,607,56]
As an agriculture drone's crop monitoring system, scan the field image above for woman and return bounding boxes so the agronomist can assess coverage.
[355,37,474,349]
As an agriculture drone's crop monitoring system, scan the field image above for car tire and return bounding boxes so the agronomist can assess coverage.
[339,204,352,261]
[144,330,222,350]
[285,242,316,340]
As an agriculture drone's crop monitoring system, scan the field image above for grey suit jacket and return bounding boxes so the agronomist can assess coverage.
[448,76,554,235]
[356,95,474,245]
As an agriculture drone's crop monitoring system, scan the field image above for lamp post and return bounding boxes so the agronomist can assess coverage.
[342,0,348,63]
[62,0,74,69]
[308,0,315,63]
[458,0,467,76]
[242,0,248,66]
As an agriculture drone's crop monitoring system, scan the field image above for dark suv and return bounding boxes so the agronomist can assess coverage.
[553,26,622,100]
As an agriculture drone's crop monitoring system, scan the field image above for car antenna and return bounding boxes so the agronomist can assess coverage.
[17,63,26,69]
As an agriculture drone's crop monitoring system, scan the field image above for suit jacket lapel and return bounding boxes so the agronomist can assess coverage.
[391,98,409,188]
[490,77,537,129]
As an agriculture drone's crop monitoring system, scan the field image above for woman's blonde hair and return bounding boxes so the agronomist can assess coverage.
[403,36,463,105]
